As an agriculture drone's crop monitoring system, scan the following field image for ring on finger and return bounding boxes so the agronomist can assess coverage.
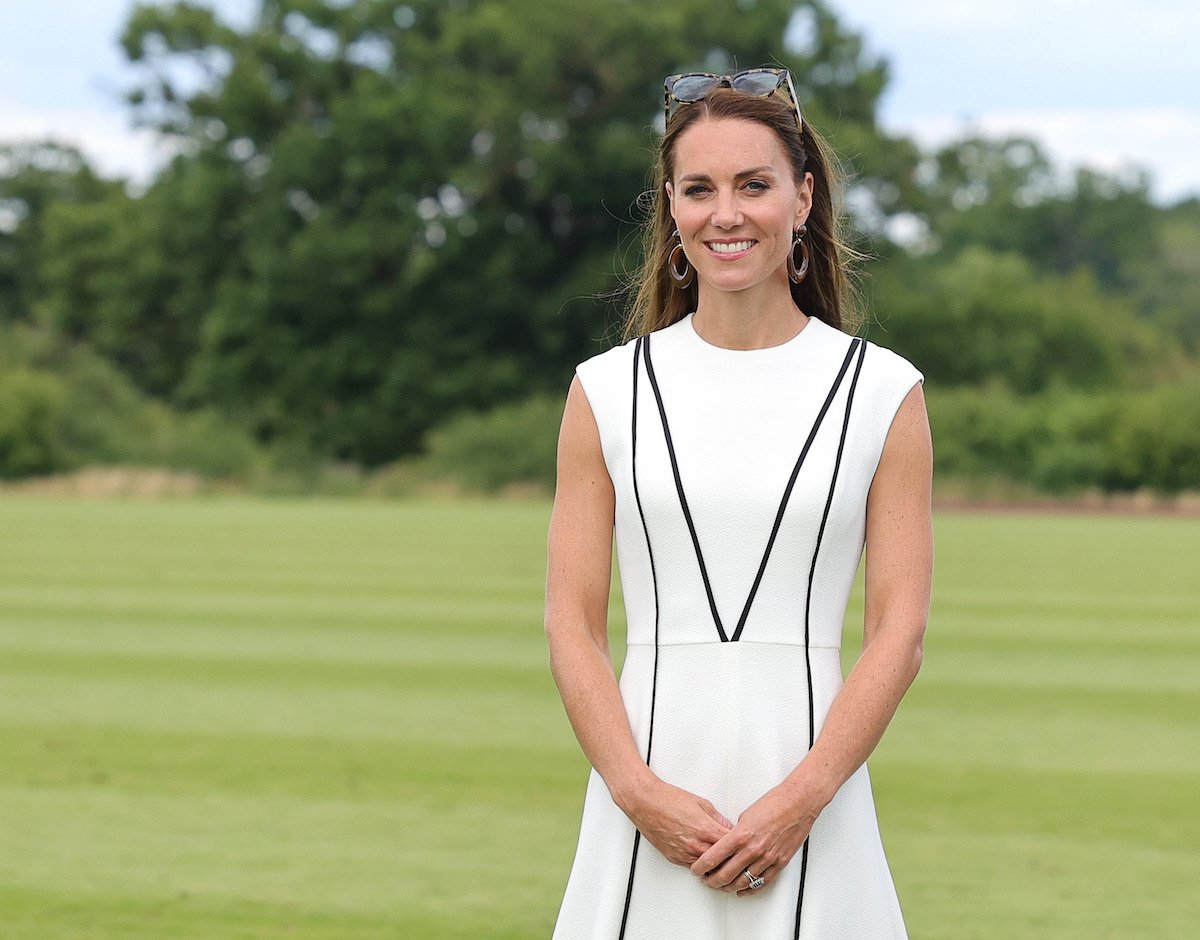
[742,868,766,890]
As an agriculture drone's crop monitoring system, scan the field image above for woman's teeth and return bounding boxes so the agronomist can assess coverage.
[708,240,755,253]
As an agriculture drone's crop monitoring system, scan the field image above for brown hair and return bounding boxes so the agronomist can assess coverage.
[621,86,864,341]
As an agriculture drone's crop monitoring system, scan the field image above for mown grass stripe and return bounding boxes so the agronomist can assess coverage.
[0,495,1195,938]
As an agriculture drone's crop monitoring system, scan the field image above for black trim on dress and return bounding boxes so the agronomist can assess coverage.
[641,331,863,644]
[619,336,664,938]
[641,332,729,640]
[793,336,868,938]
[615,330,870,938]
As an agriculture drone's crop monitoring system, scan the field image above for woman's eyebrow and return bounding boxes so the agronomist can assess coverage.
[680,165,776,182]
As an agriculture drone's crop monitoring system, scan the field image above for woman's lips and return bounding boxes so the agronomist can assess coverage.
[704,239,757,260]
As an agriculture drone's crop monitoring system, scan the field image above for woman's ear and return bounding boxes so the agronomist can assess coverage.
[794,171,814,227]
[665,181,676,222]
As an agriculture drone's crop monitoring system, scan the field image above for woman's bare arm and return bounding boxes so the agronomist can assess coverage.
[544,375,645,800]
[692,380,933,893]
[545,375,731,866]
[788,379,933,804]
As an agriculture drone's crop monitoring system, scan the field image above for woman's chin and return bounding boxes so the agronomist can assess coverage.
[698,270,767,294]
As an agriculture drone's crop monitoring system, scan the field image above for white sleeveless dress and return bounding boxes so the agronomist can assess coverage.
[553,312,923,939]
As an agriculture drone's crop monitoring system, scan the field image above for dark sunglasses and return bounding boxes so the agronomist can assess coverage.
[663,67,804,132]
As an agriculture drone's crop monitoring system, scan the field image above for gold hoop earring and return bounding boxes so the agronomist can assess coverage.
[787,224,810,284]
[668,229,694,289]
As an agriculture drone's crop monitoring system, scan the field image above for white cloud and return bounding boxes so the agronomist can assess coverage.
[894,106,1200,203]
[889,1,1022,29]
[838,0,1200,38]
[0,100,174,183]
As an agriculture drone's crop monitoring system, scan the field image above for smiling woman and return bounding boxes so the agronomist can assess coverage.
[623,77,864,350]
[545,68,932,939]
[666,128,811,325]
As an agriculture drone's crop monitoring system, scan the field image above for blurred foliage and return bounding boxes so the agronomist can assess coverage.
[0,365,67,477]
[1127,199,1200,354]
[927,377,1200,494]
[95,0,897,464]
[908,137,1158,289]
[884,134,1200,354]
[868,246,1180,393]
[0,143,122,326]
[406,392,564,493]
[0,0,1198,492]
[0,324,263,479]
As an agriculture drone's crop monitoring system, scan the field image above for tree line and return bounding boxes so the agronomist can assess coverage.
[2,0,1198,492]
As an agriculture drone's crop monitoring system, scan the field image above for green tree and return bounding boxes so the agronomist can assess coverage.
[907,135,1162,295]
[1126,198,1200,353]
[868,246,1171,394]
[39,155,246,397]
[109,0,893,462]
[0,142,118,324]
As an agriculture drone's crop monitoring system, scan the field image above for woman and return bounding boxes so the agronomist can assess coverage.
[545,67,932,939]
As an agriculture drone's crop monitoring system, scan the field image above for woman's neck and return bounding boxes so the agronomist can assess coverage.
[692,279,809,350]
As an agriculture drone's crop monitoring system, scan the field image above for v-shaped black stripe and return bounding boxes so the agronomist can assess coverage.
[794,334,868,938]
[730,336,862,642]
[640,333,728,641]
[641,331,863,644]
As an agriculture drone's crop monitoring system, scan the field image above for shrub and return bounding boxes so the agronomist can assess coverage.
[925,377,1200,495]
[1104,376,1200,492]
[0,366,69,477]
[0,323,266,480]
[416,393,565,493]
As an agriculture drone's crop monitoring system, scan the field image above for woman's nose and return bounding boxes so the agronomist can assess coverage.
[710,189,744,228]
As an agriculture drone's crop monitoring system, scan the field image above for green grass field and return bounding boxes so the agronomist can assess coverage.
[0,496,1197,938]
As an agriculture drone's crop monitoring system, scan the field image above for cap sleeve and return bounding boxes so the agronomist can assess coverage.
[858,341,924,485]
[574,341,637,484]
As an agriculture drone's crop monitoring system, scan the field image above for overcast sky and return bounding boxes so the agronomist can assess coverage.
[2,0,1197,204]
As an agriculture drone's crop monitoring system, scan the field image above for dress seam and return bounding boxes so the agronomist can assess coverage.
[623,641,842,650]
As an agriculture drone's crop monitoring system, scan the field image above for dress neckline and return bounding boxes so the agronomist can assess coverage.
[679,311,821,357]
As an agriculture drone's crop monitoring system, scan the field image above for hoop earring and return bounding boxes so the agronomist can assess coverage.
[787,224,810,284]
[668,229,694,289]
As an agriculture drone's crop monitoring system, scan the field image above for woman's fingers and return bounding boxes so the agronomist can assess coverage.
[693,833,788,891]
[689,828,741,878]
[683,801,733,863]
[734,862,781,897]
[697,797,733,829]
[708,852,780,894]
[705,850,759,891]
[690,786,816,893]
[630,782,732,867]
[666,791,729,853]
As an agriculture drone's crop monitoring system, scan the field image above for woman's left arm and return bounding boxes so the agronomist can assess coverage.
[692,380,934,894]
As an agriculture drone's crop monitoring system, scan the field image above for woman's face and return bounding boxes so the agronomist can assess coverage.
[665,116,813,296]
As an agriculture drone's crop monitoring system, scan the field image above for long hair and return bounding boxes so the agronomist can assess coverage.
[622,86,864,341]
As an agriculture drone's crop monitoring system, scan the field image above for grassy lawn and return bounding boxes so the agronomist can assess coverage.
[0,496,1196,938]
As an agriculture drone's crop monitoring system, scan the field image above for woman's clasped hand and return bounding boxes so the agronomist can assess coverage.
[619,777,733,868]
[690,783,821,897]
[621,777,821,897]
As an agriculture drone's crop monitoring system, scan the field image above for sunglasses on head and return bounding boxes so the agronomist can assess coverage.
[663,67,804,132]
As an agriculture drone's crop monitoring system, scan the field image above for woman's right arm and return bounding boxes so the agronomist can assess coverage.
[544,375,731,867]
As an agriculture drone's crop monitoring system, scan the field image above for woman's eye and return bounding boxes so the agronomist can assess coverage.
[746,179,769,191]
[684,185,707,196]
